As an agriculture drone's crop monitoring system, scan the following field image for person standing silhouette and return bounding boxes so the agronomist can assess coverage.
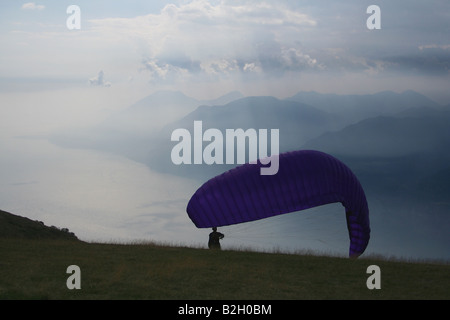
[208,227,224,250]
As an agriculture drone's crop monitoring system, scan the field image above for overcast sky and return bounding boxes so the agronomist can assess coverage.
[0,0,449,102]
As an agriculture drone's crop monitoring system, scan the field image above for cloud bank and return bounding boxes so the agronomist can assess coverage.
[3,1,449,102]
[88,1,321,83]
[88,70,111,87]
[21,2,45,11]
[83,0,449,90]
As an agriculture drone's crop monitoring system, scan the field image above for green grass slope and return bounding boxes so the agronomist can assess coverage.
[1,210,448,300]
[1,238,449,300]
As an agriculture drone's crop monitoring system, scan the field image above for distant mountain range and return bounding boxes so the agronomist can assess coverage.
[99,90,244,134]
[305,107,450,157]
[50,89,450,205]
[286,90,441,124]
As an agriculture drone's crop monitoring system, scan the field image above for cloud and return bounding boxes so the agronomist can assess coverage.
[152,0,317,28]
[9,0,448,100]
[279,47,322,70]
[419,44,450,51]
[313,49,388,75]
[88,1,319,82]
[140,58,190,82]
[88,70,111,87]
[243,62,262,74]
[381,47,450,76]
[21,2,45,10]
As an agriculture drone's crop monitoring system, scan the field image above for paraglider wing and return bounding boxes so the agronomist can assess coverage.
[186,150,370,257]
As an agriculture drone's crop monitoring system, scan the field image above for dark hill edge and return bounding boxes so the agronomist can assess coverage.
[0,209,79,241]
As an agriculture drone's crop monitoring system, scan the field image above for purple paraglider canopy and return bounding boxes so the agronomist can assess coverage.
[186,150,370,257]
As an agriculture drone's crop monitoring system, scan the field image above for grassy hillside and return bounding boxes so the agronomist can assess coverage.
[1,238,449,300]
[0,210,449,300]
